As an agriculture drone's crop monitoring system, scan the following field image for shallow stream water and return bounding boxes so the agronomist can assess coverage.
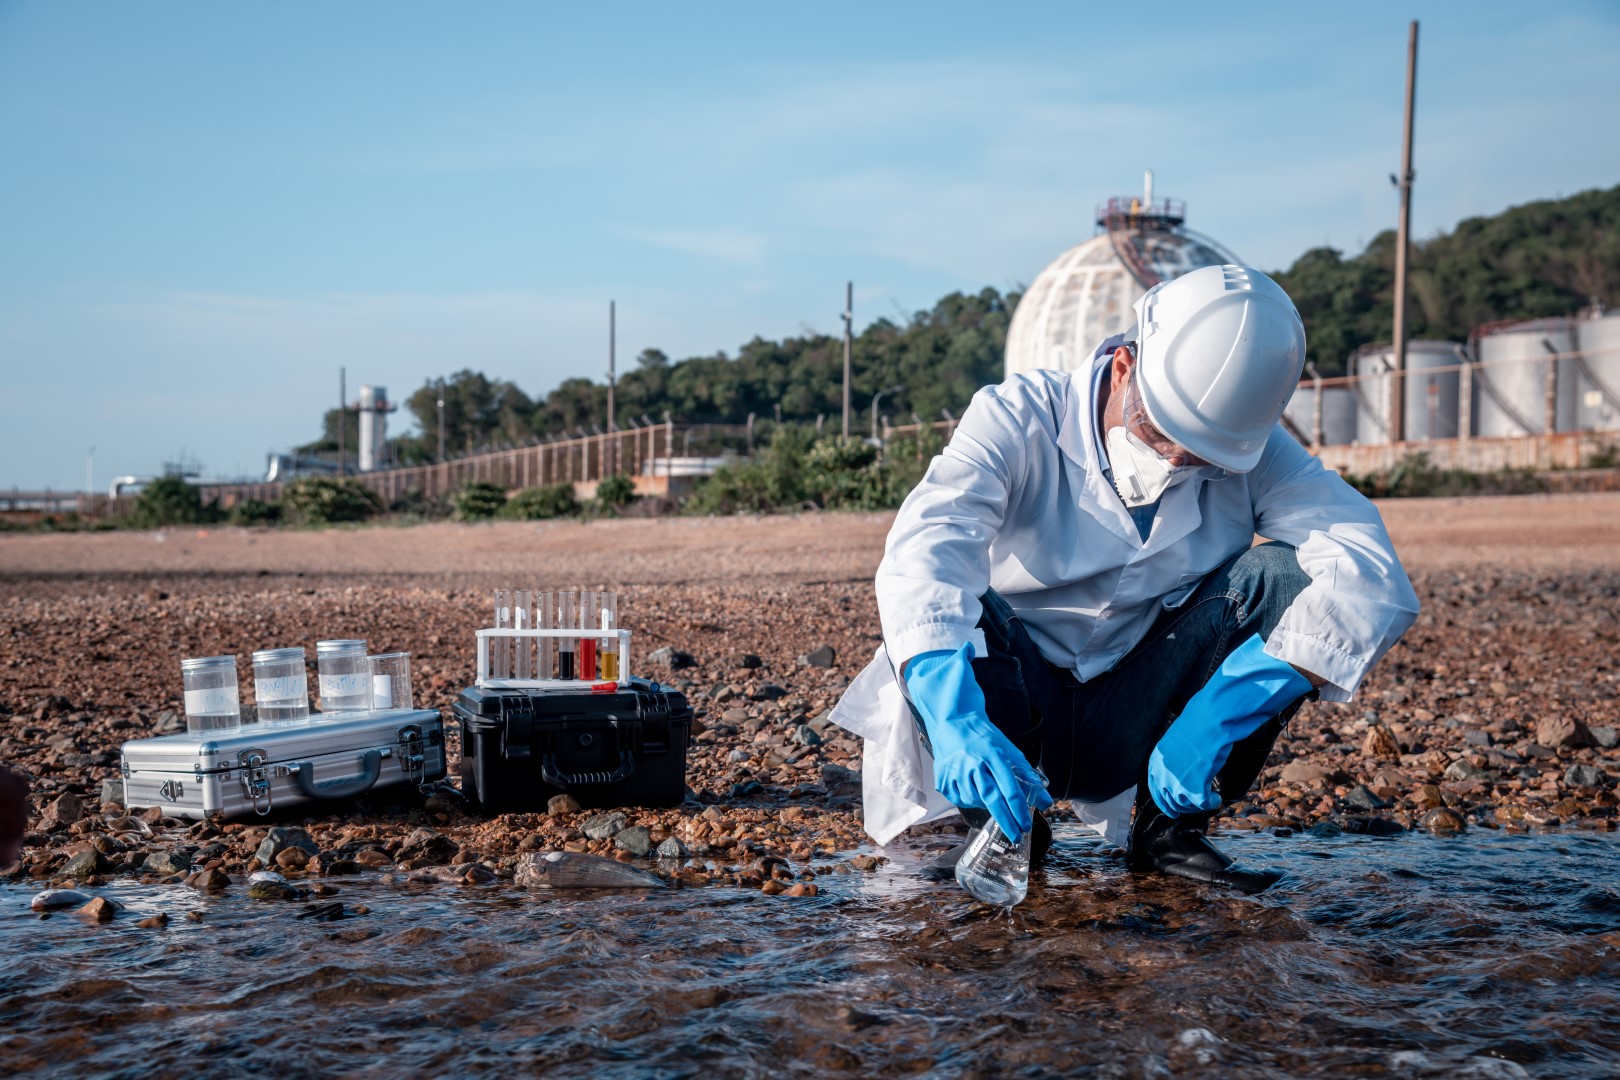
[3,828,1619,1078]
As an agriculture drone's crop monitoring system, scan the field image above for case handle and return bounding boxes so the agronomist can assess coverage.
[541,749,635,788]
[290,749,383,800]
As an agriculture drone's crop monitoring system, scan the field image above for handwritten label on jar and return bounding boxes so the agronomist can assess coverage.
[371,675,393,709]
[319,673,368,699]
[184,687,238,716]
[255,674,307,704]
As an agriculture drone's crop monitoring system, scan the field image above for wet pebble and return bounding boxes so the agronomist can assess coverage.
[142,849,192,877]
[247,880,301,900]
[61,849,107,879]
[1419,807,1467,834]
[1564,764,1610,789]
[547,793,583,815]
[615,825,653,856]
[187,868,231,892]
[582,813,626,841]
[77,896,119,923]
[1344,784,1390,811]
[136,913,168,929]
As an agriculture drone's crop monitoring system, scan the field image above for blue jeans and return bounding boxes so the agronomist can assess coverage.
[970,541,1313,807]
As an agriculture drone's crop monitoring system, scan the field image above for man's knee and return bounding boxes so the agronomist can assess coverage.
[1223,542,1309,636]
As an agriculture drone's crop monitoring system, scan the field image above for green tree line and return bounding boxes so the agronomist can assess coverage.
[299,184,1617,456]
[1275,183,1620,375]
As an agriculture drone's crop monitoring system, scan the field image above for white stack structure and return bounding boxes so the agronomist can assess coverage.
[1473,319,1576,437]
[1349,341,1465,444]
[1572,306,1620,432]
[1284,380,1358,447]
[1004,172,1240,378]
[356,385,394,473]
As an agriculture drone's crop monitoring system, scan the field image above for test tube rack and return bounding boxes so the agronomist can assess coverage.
[475,627,632,692]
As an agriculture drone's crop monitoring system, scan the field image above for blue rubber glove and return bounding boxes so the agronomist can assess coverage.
[1148,633,1313,818]
[905,643,1053,842]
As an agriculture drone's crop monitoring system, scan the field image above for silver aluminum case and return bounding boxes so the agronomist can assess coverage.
[120,709,446,821]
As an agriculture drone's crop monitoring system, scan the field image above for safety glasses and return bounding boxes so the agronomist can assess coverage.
[1120,350,1212,468]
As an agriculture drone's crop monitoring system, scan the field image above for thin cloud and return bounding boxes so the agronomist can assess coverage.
[617,226,765,264]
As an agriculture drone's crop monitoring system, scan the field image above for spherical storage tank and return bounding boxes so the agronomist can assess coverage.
[1473,319,1576,437]
[1004,175,1239,378]
[1572,307,1620,432]
[1349,342,1464,444]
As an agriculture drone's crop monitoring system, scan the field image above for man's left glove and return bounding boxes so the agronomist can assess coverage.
[1148,633,1313,817]
[905,643,1053,842]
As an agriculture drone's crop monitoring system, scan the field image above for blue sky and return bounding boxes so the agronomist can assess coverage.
[2,1,1616,490]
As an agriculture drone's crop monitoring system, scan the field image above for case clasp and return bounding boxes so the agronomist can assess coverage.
[396,725,427,784]
[237,748,274,816]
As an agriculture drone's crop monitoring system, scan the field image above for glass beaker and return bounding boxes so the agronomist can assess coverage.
[252,647,309,723]
[181,655,241,734]
[556,591,578,680]
[597,591,620,681]
[368,652,412,711]
[316,639,370,714]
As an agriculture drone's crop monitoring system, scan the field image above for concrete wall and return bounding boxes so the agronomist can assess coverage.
[1316,431,1614,475]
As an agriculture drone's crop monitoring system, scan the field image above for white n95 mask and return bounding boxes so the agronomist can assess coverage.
[1106,425,1185,508]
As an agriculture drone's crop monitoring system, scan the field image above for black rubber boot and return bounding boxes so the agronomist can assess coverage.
[921,808,1053,881]
[1126,798,1281,894]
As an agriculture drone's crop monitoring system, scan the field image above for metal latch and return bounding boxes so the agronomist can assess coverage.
[238,748,274,816]
[397,725,427,785]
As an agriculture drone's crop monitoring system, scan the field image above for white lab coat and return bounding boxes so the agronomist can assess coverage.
[829,338,1421,847]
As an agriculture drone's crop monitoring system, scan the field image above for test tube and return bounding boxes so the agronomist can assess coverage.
[181,655,241,734]
[536,589,555,681]
[368,652,412,711]
[316,639,370,713]
[578,591,599,681]
[252,647,310,723]
[597,592,620,682]
[492,589,512,681]
[557,590,578,680]
[513,588,531,680]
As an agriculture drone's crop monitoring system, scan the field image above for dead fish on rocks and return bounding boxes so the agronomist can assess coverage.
[32,889,96,912]
[515,851,667,890]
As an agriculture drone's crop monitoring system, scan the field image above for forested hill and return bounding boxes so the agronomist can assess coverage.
[1275,183,1619,375]
[307,184,1618,462]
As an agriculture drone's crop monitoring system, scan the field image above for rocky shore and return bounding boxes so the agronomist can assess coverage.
[3,503,1618,913]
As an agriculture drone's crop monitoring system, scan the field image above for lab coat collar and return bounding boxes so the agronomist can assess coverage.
[1057,335,1166,546]
[1057,333,1228,552]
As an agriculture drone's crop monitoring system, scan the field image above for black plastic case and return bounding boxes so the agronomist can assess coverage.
[452,679,692,812]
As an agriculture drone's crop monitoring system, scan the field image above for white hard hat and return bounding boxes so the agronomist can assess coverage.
[1130,264,1306,473]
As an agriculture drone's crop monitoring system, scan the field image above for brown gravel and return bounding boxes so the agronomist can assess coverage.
[3,494,1618,897]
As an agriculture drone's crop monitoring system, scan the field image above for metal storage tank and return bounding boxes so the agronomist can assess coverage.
[1572,308,1620,432]
[357,385,390,472]
[1004,172,1240,377]
[1349,341,1464,443]
[1473,319,1576,436]
[1284,380,1357,446]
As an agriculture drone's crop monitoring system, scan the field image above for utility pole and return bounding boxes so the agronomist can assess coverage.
[86,446,95,498]
[841,282,853,438]
[436,378,446,462]
[338,366,347,476]
[607,300,617,433]
[1389,20,1419,444]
